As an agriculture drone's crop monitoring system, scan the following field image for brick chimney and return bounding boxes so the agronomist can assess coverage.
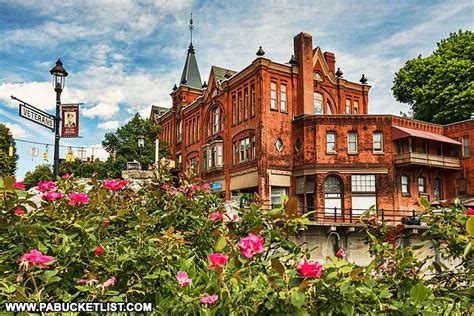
[324,51,335,75]
[294,32,314,116]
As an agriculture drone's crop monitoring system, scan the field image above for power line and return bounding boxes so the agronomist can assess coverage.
[13,138,103,150]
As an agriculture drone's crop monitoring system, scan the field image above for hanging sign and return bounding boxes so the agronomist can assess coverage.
[61,104,79,138]
[28,147,39,157]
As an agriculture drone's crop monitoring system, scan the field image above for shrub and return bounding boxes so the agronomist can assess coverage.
[0,175,472,314]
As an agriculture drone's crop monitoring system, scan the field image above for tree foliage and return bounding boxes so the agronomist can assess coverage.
[0,124,18,177]
[392,30,474,124]
[102,114,167,170]
[23,164,52,189]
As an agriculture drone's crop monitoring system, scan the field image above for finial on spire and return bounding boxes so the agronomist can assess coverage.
[189,13,194,46]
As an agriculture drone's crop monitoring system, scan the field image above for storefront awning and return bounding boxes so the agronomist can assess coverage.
[392,126,461,145]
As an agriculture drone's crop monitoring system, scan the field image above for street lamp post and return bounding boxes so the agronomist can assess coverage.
[50,59,68,180]
[137,132,145,170]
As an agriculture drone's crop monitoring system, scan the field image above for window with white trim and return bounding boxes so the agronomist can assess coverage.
[354,100,359,114]
[271,187,288,208]
[418,177,426,193]
[351,174,376,214]
[373,131,383,152]
[462,136,470,157]
[348,132,358,153]
[270,82,277,109]
[346,99,351,114]
[212,108,219,135]
[314,92,323,114]
[401,176,409,194]
[326,132,336,153]
[280,83,287,112]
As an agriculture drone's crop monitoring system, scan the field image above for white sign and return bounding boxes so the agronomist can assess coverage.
[19,104,55,131]
[28,147,39,157]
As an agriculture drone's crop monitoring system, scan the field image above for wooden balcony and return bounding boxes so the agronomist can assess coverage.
[395,152,461,169]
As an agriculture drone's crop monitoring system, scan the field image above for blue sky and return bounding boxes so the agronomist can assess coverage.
[0,0,472,178]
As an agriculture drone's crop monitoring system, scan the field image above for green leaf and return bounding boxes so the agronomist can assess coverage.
[340,266,352,274]
[463,241,472,257]
[410,281,429,304]
[420,198,431,209]
[290,288,305,309]
[4,176,15,190]
[466,216,474,236]
[271,258,285,277]
[214,236,227,251]
[38,269,59,283]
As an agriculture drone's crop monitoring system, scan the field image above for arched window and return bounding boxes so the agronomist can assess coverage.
[324,175,343,215]
[212,107,219,134]
[314,92,323,114]
[177,119,182,143]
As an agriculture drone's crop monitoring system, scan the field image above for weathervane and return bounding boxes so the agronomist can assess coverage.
[189,13,194,45]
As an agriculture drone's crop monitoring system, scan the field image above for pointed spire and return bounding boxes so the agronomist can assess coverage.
[256,46,265,56]
[360,74,368,84]
[335,67,343,78]
[202,81,208,88]
[173,84,178,91]
[179,13,202,89]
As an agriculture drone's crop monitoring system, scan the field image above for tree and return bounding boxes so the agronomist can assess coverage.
[392,30,474,124]
[102,113,167,171]
[23,164,52,189]
[0,124,18,177]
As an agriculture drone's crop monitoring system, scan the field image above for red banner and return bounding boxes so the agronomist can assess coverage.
[61,104,79,138]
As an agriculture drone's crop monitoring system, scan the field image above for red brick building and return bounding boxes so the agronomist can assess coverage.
[152,31,474,221]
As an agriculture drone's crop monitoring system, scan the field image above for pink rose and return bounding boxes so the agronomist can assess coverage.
[102,276,116,288]
[13,182,25,190]
[38,181,56,192]
[467,208,474,216]
[103,180,128,190]
[238,234,265,258]
[19,249,54,269]
[79,278,97,285]
[297,259,323,278]
[62,173,72,179]
[68,192,90,206]
[42,191,63,201]
[367,216,377,224]
[209,211,224,221]
[208,253,229,270]
[162,184,170,190]
[200,184,209,190]
[176,271,192,287]
[232,213,240,221]
[15,207,25,216]
[336,248,344,258]
[95,245,104,256]
[200,294,218,305]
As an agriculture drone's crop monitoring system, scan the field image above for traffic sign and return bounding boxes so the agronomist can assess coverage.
[19,103,55,131]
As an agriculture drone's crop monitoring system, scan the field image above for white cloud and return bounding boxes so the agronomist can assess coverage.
[0,81,86,112]
[1,122,27,138]
[82,89,124,118]
[97,120,119,130]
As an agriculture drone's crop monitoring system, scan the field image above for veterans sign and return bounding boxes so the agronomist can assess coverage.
[61,104,79,138]
[19,103,55,131]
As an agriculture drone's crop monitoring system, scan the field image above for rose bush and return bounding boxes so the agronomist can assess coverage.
[0,174,472,314]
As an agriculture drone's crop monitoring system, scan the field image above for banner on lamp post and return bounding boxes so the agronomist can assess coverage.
[61,104,79,138]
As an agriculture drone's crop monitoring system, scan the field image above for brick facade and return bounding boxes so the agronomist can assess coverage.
[153,31,474,221]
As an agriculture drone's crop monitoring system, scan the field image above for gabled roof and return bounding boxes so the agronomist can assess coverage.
[179,44,203,89]
[211,65,237,82]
